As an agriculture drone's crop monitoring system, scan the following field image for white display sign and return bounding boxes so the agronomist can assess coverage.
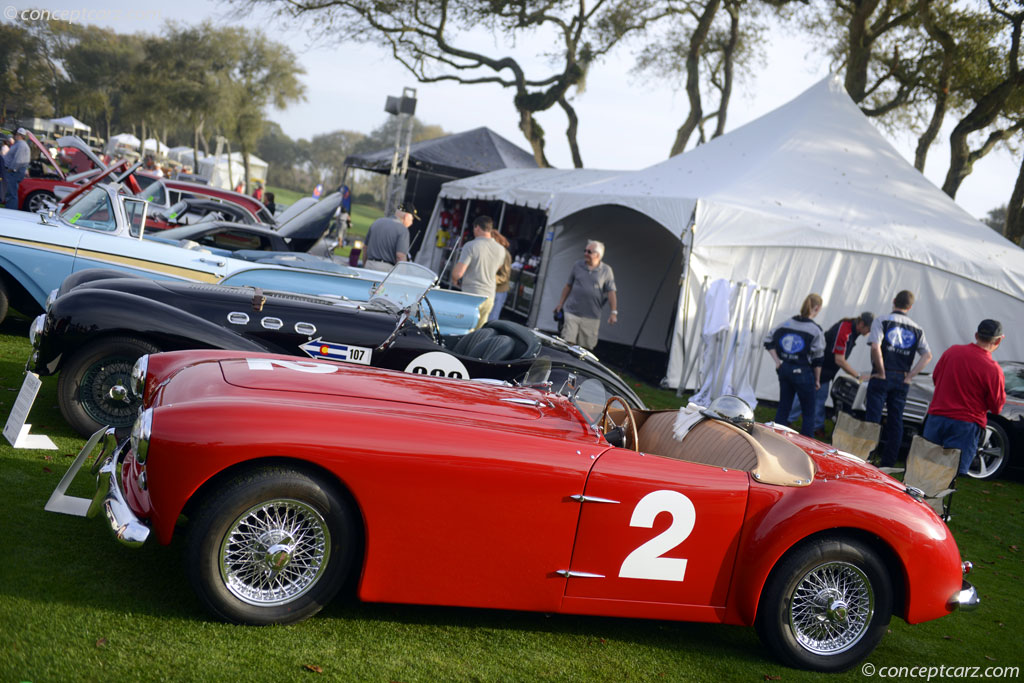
[3,372,57,450]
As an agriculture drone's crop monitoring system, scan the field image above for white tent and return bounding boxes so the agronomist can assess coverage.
[49,115,91,132]
[142,138,169,155]
[197,152,269,190]
[420,75,1024,401]
[534,74,1024,399]
[104,133,140,156]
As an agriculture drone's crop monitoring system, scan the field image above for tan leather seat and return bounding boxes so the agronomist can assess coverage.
[637,412,759,471]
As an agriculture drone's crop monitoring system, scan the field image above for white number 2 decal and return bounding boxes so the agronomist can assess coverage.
[618,490,696,582]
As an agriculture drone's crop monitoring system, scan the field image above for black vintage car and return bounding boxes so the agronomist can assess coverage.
[30,263,645,436]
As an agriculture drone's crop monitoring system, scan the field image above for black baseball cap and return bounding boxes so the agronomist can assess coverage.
[398,203,420,221]
[977,319,1003,338]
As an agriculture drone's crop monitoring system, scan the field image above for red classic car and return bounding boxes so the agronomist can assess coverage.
[47,350,977,672]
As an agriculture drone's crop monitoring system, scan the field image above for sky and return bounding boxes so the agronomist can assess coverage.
[4,0,1019,220]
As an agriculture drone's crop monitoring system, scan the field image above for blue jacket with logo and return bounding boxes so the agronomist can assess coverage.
[764,316,825,367]
[867,311,930,373]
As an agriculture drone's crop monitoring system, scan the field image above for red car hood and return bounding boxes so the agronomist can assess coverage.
[211,352,557,421]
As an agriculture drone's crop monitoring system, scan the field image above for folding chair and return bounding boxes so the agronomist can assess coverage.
[879,434,959,520]
[831,411,880,461]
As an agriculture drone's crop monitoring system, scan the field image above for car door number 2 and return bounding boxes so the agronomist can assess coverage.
[618,490,696,582]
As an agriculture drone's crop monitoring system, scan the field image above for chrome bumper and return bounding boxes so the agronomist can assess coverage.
[44,427,150,548]
[949,580,980,611]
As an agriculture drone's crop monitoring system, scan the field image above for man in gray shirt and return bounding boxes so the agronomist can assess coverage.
[4,128,31,209]
[554,240,618,350]
[451,215,506,330]
[362,207,414,272]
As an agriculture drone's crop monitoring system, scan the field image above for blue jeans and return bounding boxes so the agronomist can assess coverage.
[923,415,980,475]
[865,374,909,467]
[788,380,830,433]
[775,363,817,437]
[4,167,25,209]
[488,290,508,322]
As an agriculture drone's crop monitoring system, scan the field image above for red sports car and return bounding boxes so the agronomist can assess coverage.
[47,350,977,672]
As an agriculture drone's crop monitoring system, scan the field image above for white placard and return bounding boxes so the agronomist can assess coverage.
[3,372,57,450]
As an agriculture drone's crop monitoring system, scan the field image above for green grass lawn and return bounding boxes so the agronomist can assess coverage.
[1,313,1021,681]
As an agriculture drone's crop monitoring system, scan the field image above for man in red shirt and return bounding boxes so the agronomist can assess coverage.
[923,319,1007,474]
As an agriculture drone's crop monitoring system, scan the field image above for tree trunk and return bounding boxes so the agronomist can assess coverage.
[714,1,740,139]
[1006,153,1024,245]
[192,116,205,175]
[942,72,1024,197]
[559,96,583,168]
[241,140,251,193]
[844,0,883,103]
[518,108,551,168]
[670,0,722,156]
[915,0,954,171]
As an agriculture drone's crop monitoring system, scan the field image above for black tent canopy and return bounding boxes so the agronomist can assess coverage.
[345,126,538,180]
[345,127,538,257]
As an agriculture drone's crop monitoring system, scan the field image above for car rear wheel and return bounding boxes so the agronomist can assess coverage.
[25,190,57,213]
[756,536,892,672]
[58,335,160,437]
[186,467,357,625]
[967,419,1010,480]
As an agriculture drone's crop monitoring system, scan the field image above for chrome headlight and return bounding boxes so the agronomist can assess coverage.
[29,314,45,348]
[130,355,149,398]
[131,408,152,464]
[45,288,59,310]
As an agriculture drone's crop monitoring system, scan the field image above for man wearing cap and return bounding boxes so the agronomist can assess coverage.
[865,290,933,467]
[923,319,1007,474]
[451,215,505,330]
[3,128,31,209]
[362,206,414,272]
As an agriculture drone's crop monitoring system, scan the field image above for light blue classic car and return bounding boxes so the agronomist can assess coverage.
[0,183,484,334]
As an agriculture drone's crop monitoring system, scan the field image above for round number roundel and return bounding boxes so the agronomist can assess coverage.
[779,333,805,354]
[404,352,470,380]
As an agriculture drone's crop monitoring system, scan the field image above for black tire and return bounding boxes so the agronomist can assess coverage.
[25,190,57,213]
[0,278,9,325]
[57,335,160,437]
[185,467,357,625]
[967,419,1011,480]
[755,536,893,672]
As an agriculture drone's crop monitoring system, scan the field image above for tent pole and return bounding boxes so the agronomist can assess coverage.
[627,236,684,368]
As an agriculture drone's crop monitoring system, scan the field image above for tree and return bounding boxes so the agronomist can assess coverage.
[248,0,673,168]
[1006,152,1024,244]
[219,27,306,191]
[939,0,1024,198]
[633,0,765,155]
[0,23,53,123]
[60,26,143,140]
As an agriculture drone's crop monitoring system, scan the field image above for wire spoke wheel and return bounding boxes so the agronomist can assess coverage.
[77,355,140,427]
[788,561,874,655]
[219,498,331,606]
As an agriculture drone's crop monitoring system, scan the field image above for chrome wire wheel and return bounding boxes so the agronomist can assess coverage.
[219,498,331,606]
[788,561,874,655]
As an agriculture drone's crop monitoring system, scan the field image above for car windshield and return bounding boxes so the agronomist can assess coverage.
[1003,363,1024,399]
[62,187,117,232]
[140,181,166,205]
[369,262,436,313]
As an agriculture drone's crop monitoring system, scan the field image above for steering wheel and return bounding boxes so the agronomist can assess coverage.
[599,396,639,452]
[420,295,442,345]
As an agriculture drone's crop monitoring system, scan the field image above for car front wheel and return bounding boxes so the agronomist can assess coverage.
[756,536,893,672]
[58,335,161,437]
[186,467,357,625]
[968,419,1010,480]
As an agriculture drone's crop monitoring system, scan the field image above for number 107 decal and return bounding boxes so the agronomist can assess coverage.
[618,490,696,582]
